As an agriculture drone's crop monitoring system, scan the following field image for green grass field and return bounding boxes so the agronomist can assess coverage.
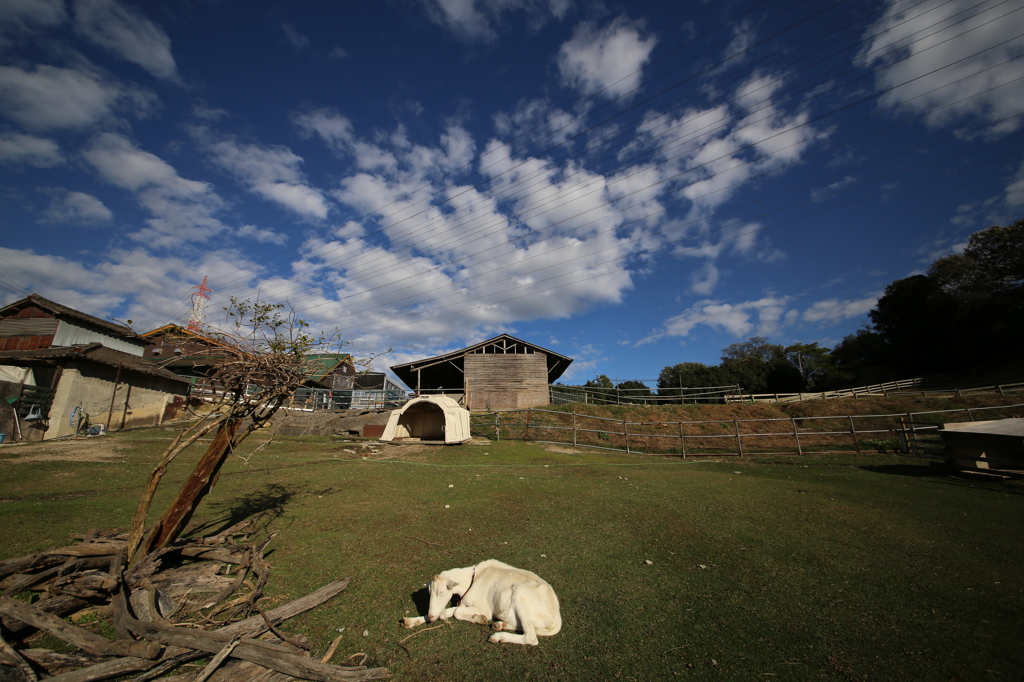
[2,430,1023,681]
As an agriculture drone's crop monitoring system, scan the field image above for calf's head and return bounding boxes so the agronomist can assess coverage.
[427,573,459,622]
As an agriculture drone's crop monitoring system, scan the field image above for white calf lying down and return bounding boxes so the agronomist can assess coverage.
[401,559,561,645]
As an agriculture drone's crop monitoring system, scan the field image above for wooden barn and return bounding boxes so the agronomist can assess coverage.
[390,334,573,410]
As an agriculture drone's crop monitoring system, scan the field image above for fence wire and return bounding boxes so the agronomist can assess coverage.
[471,403,1024,457]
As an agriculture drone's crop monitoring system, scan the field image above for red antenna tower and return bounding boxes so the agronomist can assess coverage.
[187,276,212,332]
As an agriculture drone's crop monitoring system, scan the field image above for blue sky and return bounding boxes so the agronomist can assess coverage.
[1,0,1022,388]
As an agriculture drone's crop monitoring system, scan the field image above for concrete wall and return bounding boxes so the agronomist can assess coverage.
[44,362,187,439]
[464,353,549,410]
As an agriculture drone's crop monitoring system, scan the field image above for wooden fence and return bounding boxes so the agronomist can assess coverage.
[471,402,1024,457]
[726,380,1024,404]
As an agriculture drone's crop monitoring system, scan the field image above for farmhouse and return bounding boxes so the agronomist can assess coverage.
[140,324,238,379]
[0,294,147,356]
[389,334,573,410]
[0,296,190,441]
[0,343,190,440]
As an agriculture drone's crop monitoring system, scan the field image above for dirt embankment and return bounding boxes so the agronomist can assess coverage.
[542,393,1024,423]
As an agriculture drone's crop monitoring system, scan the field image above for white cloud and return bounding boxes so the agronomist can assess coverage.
[282,23,311,50]
[688,261,719,295]
[329,46,348,59]
[662,297,791,339]
[199,131,331,220]
[656,292,878,342]
[0,245,267,332]
[0,64,138,131]
[0,132,62,166]
[41,189,112,223]
[557,16,657,99]
[82,132,227,246]
[802,296,879,325]
[237,224,288,245]
[193,102,228,122]
[810,175,856,202]
[0,0,68,47]
[857,0,1024,135]
[1004,158,1024,207]
[73,0,177,80]
[492,98,585,150]
[418,0,570,43]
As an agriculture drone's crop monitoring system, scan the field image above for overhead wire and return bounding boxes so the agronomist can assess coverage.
[271,0,1010,313]
[192,0,860,305]
[248,15,1024,325]
[289,72,1024,328]
[195,0,1009,321]
[335,130,1024,339]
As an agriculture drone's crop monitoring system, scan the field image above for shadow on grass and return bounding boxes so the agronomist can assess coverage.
[189,483,335,538]
[409,587,430,618]
[858,463,950,478]
[860,463,1024,495]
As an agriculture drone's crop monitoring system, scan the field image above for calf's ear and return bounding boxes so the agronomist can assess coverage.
[445,579,458,591]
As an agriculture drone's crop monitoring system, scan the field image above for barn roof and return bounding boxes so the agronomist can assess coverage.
[303,353,353,383]
[390,334,573,390]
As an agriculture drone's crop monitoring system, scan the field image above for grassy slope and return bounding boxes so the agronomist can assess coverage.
[1,422,1023,681]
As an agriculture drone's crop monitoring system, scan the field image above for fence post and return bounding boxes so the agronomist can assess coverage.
[678,421,686,459]
[849,415,860,452]
[524,409,531,442]
[897,417,910,454]
[998,385,1005,396]
[791,417,802,456]
[495,411,500,441]
[967,408,975,421]
[734,420,743,456]
[624,420,630,454]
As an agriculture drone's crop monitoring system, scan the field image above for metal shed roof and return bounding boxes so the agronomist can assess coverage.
[389,334,573,390]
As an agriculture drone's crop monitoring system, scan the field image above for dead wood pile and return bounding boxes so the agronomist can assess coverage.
[0,517,389,681]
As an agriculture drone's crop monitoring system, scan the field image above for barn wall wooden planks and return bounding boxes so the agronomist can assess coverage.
[465,353,549,410]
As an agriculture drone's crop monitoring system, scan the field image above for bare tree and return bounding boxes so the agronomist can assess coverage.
[126,298,374,564]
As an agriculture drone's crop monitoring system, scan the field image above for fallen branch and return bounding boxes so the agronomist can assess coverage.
[192,633,243,682]
[0,632,37,682]
[0,596,160,659]
[407,536,444,547]
[126,618,390,681]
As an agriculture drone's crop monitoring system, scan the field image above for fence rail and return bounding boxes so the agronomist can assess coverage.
[471,402,1024,457]
[726,380,1024,404]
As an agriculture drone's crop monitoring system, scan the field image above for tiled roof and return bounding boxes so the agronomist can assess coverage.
[0,294,143,342]
[0,343,189,384]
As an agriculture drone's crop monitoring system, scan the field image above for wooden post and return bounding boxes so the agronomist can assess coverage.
[897,417,910,454]
[678,421,686,459]
[572,411,577,447]
[106,363,123,431]
[624,420,630,454]
[791,417,802,455]
[849,416,860,452]
[524,409,531,441]
[967,408,975,421]
[734,420,743,456]
[494,411,500,441]
[998,384,1005,396]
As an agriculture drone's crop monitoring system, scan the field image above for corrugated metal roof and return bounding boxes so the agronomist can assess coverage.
[0,343,189,384]
[304,353,353,381]
[0,294,144,343]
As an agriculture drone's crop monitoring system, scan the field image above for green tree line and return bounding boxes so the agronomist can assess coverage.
[572,220,1023,402]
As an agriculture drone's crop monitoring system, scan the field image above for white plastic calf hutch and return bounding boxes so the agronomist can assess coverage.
[379,395,472,444]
